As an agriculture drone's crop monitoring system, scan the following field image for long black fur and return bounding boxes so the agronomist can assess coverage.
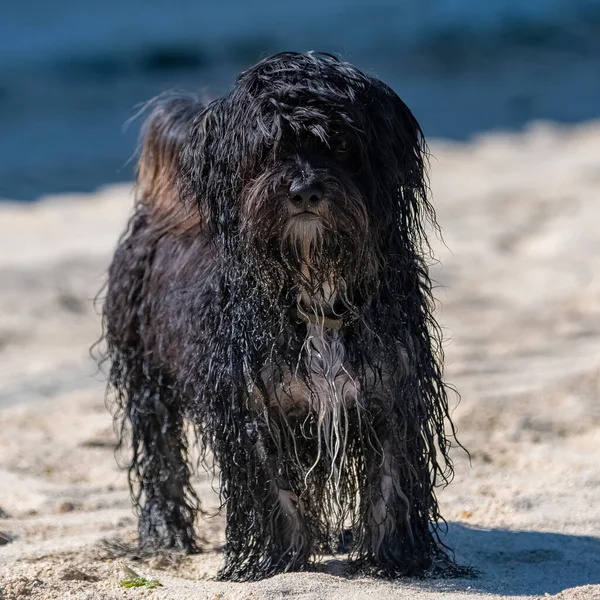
[102,51,467,581]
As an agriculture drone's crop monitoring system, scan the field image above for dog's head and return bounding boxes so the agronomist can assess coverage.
[158,52,434,314]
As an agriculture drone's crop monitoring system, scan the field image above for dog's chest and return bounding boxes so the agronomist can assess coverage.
[301,325,357,409]
[256,324,358,417]
[251,272,359,415]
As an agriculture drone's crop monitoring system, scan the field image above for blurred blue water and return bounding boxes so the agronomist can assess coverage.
[1,0,599,200]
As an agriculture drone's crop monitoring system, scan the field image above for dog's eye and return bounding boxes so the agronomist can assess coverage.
[335,137,351,155]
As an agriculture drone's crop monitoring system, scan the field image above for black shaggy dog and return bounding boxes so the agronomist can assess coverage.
[102,51,466,581]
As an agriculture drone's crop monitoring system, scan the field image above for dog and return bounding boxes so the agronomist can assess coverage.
[102,51,466,581]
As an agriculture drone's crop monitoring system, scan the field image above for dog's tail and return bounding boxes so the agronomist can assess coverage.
[135,94,205,234]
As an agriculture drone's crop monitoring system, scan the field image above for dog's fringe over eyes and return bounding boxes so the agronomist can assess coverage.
[100,51,471,581]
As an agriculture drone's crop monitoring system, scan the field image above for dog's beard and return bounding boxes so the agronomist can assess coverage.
[241,166,374,306]
[242,166,377,316]
[281,214,325,265]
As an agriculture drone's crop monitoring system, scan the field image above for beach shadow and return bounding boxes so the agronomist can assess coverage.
[311,524,599,596]
[429,523,600,596]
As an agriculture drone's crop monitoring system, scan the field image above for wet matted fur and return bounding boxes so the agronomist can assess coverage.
[101,51,468,581]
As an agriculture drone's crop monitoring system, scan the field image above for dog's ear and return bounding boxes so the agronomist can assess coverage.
[136,95,204,234]
[180,97,248,244]
[363,81,433,251]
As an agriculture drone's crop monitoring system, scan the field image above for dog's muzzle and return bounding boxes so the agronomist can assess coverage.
[289,181,324,213]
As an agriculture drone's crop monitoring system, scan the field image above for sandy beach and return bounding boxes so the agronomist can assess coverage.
[1,122,599,599]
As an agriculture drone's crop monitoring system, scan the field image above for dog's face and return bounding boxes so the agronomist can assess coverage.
[182,52,428,300]
[241,126,368,271]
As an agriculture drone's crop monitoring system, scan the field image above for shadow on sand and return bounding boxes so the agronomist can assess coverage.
[428,523,600,596]
[313,523,599,596]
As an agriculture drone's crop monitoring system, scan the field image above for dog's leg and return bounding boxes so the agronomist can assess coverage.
[217,423,311,580]
[103,210,200,554]
[361,435,413,572]
[262,462,312,574]
[126,375,199,554]
[356,415,431,577]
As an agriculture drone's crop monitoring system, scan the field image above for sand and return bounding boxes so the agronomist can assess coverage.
[1,121,599,599]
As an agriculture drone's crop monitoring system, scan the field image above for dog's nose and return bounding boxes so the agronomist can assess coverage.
[289,182,324,208]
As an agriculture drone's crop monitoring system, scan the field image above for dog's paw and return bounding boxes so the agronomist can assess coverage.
[217,551,309,581]
[349,553,476,580]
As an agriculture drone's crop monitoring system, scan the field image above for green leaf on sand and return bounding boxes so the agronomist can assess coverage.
[120,576,163,589]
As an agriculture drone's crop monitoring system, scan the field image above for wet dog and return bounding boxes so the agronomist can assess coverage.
[102,51,465,580]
